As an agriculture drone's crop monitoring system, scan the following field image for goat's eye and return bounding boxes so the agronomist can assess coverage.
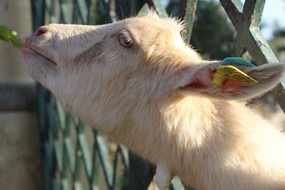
[119,30,133,48]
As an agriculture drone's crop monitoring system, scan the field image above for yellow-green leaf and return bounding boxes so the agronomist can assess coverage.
[0,25,22,48]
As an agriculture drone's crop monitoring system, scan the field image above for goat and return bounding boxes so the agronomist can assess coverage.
[21,13,285,190]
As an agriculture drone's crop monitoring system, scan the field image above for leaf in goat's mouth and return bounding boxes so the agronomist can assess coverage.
[0,25,22,48]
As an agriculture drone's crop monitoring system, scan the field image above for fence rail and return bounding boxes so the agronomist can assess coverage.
[0,83,35,111]
[30,0,285,190]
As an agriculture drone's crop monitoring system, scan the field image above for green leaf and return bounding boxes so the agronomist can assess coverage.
[0,25,22,48]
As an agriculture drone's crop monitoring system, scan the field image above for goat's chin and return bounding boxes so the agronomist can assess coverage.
[21,47,57,84]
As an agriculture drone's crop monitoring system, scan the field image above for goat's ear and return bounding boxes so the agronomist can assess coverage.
[176,62,285,100]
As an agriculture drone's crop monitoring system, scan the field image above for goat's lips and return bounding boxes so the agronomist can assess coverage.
[21,45,57,66]
[21,46,38,61]
[21,46,34,56]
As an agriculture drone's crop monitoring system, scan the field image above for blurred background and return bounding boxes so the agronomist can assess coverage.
[0,1,41,190]
[1,0,285,190]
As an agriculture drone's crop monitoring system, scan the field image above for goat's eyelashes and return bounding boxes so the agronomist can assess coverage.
[118,30,133,48]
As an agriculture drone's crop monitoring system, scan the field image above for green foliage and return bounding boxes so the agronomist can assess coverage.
[191,0,235,59]
[0,25,22,48]
[88,0,110,24]
[167,0,235,59]
[268,23,285,61]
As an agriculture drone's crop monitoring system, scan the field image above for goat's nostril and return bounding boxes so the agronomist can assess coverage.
[33,26,49,36]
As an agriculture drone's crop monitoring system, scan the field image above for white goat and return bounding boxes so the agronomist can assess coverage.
[21,13,285,190]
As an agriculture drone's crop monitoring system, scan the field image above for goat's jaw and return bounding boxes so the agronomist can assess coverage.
[21,42,57,67]
[21,43,58,85]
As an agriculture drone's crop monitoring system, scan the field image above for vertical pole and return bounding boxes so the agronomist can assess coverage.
[183,0,198,44]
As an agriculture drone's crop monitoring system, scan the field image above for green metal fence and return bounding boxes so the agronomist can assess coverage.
[30,0,285,189]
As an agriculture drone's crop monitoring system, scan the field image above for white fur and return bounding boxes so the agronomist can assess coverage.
[21,14,285,190]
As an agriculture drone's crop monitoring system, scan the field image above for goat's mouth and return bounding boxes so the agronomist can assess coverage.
[21,43,58,85]
[21,45,57,67]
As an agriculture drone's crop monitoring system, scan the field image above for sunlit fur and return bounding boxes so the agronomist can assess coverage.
[21,13,285,190]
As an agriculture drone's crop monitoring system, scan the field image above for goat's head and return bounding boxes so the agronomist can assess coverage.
[21,13,284,130]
